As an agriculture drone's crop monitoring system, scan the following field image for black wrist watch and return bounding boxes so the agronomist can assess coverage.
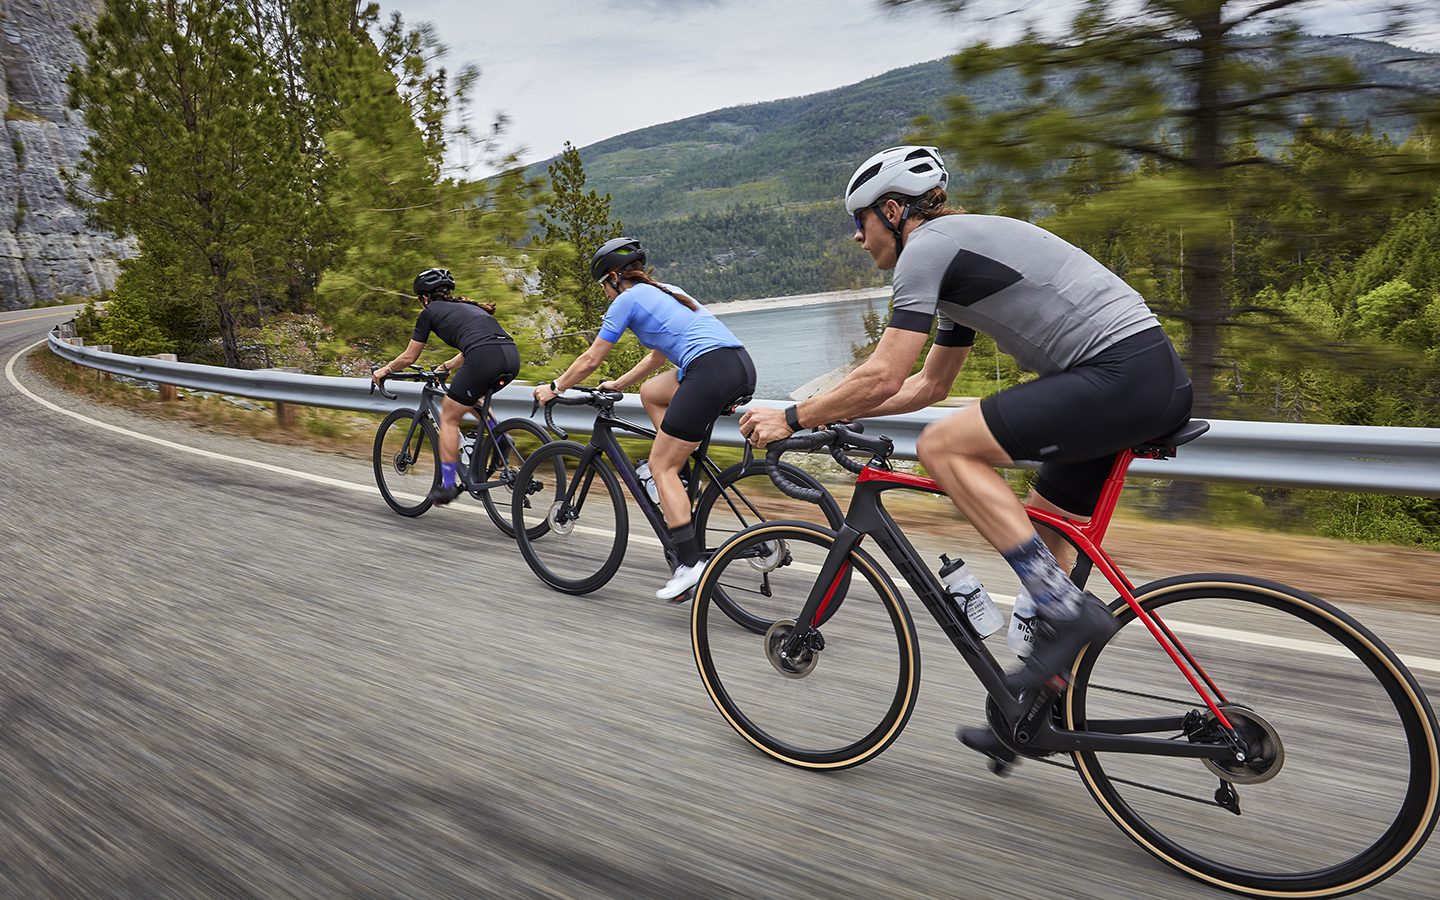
[784,404,802,432]
[549,381,558,392]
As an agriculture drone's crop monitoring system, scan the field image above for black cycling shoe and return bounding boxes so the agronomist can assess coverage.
[1005,592,1120,694]
[958,725,1017,776]
[426,483,464,506]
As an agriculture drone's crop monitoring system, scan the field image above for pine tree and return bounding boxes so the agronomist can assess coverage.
[312,10,546,369]
[537,142,623,335]
[69,0,316,366]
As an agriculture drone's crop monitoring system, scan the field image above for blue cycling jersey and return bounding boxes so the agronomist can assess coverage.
[597,283,743,380]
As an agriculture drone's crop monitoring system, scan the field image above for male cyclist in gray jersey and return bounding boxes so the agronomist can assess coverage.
[740,146,1192,764]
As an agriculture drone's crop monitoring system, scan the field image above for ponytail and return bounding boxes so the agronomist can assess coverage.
[433,292,497,315]
[616,264,701,312]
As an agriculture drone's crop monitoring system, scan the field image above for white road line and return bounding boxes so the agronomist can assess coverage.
[11,340,1439,674]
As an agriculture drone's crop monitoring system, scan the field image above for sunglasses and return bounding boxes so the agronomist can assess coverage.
[853,203,887,232]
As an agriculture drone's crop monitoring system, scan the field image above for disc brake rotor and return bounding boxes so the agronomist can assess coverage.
[747,539,787,573]
[765,619,817,678]
[1204,704,1285,785]
[547,501,575,535]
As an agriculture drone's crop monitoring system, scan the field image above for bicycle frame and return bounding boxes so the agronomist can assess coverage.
[395,382,516,493]
[562,407,739,557]
[782,447,1241,762]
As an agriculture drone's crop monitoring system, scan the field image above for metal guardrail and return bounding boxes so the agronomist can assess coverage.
[47,327,1440,497]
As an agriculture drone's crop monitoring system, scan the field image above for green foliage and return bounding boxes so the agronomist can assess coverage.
[884,2,1440,418]
[536,142,621,335]
[312,21,548,372]
[69,0,320,366]
[1310,493,1440,549]
[76,292,177,356]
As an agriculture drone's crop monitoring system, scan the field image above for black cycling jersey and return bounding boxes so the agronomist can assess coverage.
[412,298,513,354]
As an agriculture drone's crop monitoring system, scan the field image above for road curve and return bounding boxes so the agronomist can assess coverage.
[2,308,1437,898]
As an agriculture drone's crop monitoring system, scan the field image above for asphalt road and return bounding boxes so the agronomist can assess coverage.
[3,307,1438,899]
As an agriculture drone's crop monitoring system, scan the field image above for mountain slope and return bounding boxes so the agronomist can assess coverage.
[529,35,1440,302]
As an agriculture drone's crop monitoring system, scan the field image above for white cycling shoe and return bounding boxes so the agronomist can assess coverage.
[656,561,705,601]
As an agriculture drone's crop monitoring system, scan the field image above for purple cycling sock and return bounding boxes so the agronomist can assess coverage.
[441,461,459,488]
[1002,534,1083,620]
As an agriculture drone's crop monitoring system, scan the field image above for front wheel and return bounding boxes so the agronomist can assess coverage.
[1067,574,1440,898]
[373,408,439,517]
[511,441,628,594]
[476,417,553,538]
[692,521,920,769]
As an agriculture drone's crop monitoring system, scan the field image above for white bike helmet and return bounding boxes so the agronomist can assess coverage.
[844,145,948,214]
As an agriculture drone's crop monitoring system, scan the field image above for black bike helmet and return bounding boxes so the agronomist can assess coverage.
[413,267,455,297]
[589,237,646,283]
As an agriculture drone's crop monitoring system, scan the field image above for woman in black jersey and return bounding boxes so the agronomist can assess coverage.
[372,268,521,506]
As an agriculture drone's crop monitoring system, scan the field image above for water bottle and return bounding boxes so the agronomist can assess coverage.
[635,459,661,505]
[459,431,477,470]
[1008,588,1037,658]
[939,554,1004,638]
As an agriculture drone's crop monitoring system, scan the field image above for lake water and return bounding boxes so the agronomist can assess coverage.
[713,294,889,400]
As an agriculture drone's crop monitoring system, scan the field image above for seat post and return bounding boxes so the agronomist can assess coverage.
[1080,449,1139,547]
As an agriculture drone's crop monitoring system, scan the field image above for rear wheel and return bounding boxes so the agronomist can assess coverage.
[511,441,628,594]
[1067,574,1440,898]
[373,409,439,517]
[692,521,919,769]
[477,417,552,538]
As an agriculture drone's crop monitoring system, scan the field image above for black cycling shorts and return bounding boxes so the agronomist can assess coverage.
[979,327,1192,516]
[662,346,757,442]
[448,341,521,407]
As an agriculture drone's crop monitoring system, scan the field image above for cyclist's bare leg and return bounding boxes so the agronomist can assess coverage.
[648,431,699,530]
[916,406,1087,603]
[639,370,679,432]
[437,395,467,464]
[914,405,1034,549]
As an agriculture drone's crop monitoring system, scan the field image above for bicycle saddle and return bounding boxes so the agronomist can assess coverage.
[721,394,754,416]
[1132,419,1210,457]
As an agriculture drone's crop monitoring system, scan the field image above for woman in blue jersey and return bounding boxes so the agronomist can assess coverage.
[533,238,756,600]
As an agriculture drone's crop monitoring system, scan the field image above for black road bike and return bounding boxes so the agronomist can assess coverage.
[691,421,1440,898]
[371,367,552,536]
[512,387,844,615]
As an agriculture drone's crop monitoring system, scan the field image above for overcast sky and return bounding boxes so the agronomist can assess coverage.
[385,0,1440,177]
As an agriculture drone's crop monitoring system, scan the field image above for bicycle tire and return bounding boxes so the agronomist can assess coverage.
[692,459,844,633]
[373,408,440,517]
[477,417,552,538]
[692,521,920,769]
[1066,574,1440,898]
[511,440,629,594]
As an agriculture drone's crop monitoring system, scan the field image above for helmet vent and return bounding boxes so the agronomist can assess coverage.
[848,162,882,197]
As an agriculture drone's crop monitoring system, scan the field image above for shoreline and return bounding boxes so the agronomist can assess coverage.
[708,286,889,317]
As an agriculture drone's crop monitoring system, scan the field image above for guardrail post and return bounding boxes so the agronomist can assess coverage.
[94,346,113,380]
[265,367,303,428]
[151,353,178,401]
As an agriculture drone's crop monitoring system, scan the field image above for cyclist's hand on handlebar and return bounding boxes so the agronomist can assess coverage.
[738,406,795,448]
[533,382,558,406]
[596,379,622,393]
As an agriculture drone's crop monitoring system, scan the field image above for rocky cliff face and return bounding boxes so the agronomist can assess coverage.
[1,0,130,310]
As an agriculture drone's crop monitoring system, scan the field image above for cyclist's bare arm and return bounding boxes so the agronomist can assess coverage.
[441,351,463,373]
[860,342,971,418]
[792,327,928,427]
[375,339,427,379]
[602,348,669,391]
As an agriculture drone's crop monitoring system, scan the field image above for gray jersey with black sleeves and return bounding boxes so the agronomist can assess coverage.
[889,214,1160,375]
